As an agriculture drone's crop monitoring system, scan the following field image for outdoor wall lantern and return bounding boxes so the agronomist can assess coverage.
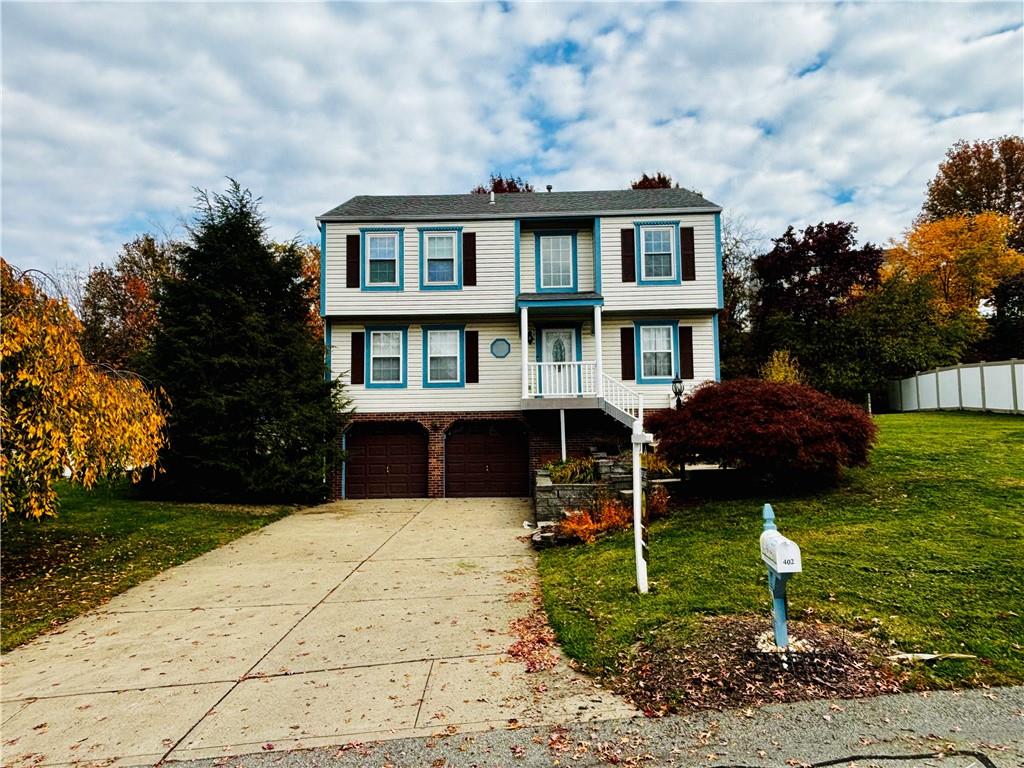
[671,376,685,409]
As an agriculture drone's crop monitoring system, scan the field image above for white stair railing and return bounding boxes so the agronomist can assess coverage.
[602,374,644,424]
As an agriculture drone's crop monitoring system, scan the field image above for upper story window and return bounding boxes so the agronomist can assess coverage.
[641,226,675,281]
[369,329,404,385]
[639,324,675,380]
[418,228,463,290]
[424,327,463,387]
[537,233,577,293]
[365,231,401,288]
[425,233,456,284]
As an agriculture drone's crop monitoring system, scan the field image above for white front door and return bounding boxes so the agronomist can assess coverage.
[542,329,576,396]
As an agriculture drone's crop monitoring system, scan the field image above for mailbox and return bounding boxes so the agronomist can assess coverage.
[760,503,801,648]
[760,530,802,574]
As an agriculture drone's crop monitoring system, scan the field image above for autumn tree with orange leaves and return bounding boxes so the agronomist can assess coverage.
[79,235,177,369]
[0,260,168,520]
[886,212,1024,314]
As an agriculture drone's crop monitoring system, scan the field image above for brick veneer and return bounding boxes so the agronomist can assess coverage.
[332,408,637,500]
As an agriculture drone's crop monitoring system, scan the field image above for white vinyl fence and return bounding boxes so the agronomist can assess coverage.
[889,359,1023,414]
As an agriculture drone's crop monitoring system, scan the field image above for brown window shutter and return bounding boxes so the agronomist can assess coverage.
[678,325,694,379]
[345,234,360,288]
[680,227,696,281]
[465,330,479,383]
[351,331,365,384]
[463,232,477,286]
[620,327,635,380]
[620,228,636,282]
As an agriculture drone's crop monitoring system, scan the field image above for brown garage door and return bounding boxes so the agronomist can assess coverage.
[445,421,528,497]
[345,423,428,499]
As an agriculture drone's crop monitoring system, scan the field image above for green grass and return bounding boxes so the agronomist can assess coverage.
[538,412,1024,688]
[1,482,290,652]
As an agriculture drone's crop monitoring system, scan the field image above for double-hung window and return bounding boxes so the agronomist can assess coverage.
[425,328,462,386]
[639,324,675,380]
[423,231,457,287]
[539,234,575,291]
[366,232,399,287]
[640,226,675,281]
[369,329,404,385]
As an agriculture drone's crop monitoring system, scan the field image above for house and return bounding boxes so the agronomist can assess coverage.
[317,187,722,499]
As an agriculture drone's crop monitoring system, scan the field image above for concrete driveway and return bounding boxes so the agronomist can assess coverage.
[1,498,633,766]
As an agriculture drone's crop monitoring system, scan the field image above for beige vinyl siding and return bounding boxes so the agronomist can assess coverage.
[330,318,524,412]
[323,219,516,316]
[519,228,596,294]
[599,214,720,311]
[600,314,717,410]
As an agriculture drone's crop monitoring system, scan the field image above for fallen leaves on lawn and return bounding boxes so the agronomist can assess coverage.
[616,615,904,716]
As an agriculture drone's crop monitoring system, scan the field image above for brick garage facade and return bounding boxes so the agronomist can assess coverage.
[332,409,634,499]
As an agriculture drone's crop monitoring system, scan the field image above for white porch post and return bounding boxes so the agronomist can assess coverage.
[593,304,604,398]
[520,306,529,399]
[559,409,567,461]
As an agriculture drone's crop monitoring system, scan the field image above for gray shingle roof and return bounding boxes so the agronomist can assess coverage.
[318,188,720,222]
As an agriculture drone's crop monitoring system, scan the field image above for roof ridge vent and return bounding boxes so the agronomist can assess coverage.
[489,191,495,204]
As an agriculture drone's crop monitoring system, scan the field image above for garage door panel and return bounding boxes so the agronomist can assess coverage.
[446,422,528,497]
[346,424,428,499]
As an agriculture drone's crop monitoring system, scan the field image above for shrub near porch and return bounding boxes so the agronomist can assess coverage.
[538,412,1024,691]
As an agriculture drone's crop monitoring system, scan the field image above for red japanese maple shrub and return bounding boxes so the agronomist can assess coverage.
[646,380,876,485]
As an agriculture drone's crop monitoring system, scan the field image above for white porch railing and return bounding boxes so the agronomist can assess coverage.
[526,361,597,397]
[602,374,644,423]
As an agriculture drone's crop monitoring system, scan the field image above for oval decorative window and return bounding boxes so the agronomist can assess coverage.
[490,338,511,359]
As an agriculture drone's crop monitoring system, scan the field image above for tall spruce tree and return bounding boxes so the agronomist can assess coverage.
[148,180,344,502]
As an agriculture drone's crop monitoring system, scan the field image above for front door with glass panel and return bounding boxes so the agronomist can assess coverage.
[541,328,577,396]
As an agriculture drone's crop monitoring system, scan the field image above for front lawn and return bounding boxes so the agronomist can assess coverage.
[1,482,290,652]
[538,412,1024,690]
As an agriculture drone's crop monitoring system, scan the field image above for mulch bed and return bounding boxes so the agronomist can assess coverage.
[615,615,904,716]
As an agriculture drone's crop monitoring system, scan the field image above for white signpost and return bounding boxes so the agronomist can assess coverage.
[631,419,653,594]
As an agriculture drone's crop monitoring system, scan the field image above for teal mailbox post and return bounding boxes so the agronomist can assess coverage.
[759,503,802,648]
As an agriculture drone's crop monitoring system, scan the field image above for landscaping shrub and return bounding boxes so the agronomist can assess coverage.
[556,496,631,543]
[544,456,596,484]
[647,484,671,520]
[646,379,877,485]
[617,450,679,478]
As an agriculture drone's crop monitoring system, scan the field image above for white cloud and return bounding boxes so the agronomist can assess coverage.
[1,1,1021,273]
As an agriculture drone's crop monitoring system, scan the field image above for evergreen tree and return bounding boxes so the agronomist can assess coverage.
[148,180,345,502]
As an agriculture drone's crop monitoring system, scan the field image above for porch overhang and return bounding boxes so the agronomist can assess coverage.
[516,292,603,310]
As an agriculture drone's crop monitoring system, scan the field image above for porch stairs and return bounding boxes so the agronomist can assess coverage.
[600,374,644,429]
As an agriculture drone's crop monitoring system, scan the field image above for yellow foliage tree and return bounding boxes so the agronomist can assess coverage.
[1,259,168,520]
[886,212,1024,313]
[759,349,805,384]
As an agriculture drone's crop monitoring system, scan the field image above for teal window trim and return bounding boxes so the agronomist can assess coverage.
[513,219,521,301]
[635,221,682,286]
[635,319,680,384]
[319,222,327,316]
[490,338,511,359]
[360,227,404,292]
[593,217,602,293]
[535,231,579,294]
[417,226,463,291]
[535,322,584,393]
[324,322,332,382]
[714,212,724,309]
[364,325,408,388]
[422,324,466,388]
[712,313,721,382]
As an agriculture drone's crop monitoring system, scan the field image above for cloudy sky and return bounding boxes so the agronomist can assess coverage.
[3,1,1022,274]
